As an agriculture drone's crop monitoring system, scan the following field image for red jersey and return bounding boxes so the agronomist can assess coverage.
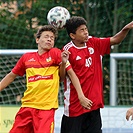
[12,48,66,110]
[63,36,110,117]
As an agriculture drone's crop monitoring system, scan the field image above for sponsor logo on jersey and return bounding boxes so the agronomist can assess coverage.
[28,74,53,82]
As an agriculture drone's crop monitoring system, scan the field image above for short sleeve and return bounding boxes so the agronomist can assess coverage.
[12,54,26,76]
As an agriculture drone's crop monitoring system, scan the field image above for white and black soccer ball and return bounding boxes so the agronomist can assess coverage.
[47,6,70,29]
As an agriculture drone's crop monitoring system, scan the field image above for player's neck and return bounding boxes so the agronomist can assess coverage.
[37,48,49,55]
[72,41,85,47]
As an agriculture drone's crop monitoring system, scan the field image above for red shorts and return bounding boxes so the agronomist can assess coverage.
[9,107,55,133]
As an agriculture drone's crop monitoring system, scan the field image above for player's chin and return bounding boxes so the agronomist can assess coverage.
[47,44,53,48]
[44,47,52,51]
[84,39,88,43]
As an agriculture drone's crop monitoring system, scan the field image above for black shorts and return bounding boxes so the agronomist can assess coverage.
[60,109,102,133]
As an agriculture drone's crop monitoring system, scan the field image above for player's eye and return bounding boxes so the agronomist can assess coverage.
[44,35,54,40]
[50,36,54,40]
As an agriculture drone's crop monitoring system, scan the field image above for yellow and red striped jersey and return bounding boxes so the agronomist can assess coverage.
[12,48,68,110]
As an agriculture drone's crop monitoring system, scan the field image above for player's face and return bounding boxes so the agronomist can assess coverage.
[71,25,89,46]
[36,31,55,52]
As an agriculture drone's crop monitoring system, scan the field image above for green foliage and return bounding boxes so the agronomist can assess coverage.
[0,0,133,105]
[0,0,132,50]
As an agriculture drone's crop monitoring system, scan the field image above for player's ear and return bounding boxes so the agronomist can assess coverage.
[70,33,75,40]
[36,38,39,44]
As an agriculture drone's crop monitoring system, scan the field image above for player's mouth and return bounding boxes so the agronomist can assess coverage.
[84,36,88,41]
[46,43,52,46]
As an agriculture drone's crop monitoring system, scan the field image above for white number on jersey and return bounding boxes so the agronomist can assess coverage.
[85,57,92,67]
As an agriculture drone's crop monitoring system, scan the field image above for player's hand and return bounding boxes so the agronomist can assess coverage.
[79,96,93,110]
[126,107,133,121]
[61,50,70,64]
[124,21,133,30]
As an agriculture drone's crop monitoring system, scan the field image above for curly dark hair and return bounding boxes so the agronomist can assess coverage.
[65,16,87,35]
[36,25,58,40]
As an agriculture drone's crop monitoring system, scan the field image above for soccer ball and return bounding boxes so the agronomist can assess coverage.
[47,6,70,29]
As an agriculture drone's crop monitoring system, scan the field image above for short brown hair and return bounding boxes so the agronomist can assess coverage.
[36,25,58,40]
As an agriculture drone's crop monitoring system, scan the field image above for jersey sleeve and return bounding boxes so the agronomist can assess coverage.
[12,54,26,76]
[93,37,111,55]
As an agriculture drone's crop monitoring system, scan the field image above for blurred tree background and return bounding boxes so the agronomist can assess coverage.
[0,0,133,105]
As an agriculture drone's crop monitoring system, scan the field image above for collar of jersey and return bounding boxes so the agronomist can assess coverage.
[71,41,87,49]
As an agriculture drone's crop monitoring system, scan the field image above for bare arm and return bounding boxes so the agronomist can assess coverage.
[67,68,93,109]
[126,107,133,121]
[110,21,133,45]
[59,62,67,82]
[59,50,70,82]
[0,71,18,91]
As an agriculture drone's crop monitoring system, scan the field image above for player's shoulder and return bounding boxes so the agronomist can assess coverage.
[88,36,98,41]
[50,47,61,53]
[87,36,103,44]
[23,52,37,56]
[49,48,62,57]
[88,35,109,41]
[19,52,37,61]
[51,47,60,51]
[63,41,73,51]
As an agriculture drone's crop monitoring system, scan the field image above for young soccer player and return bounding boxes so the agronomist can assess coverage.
[0,25,90,133]
[61,16,133,133]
